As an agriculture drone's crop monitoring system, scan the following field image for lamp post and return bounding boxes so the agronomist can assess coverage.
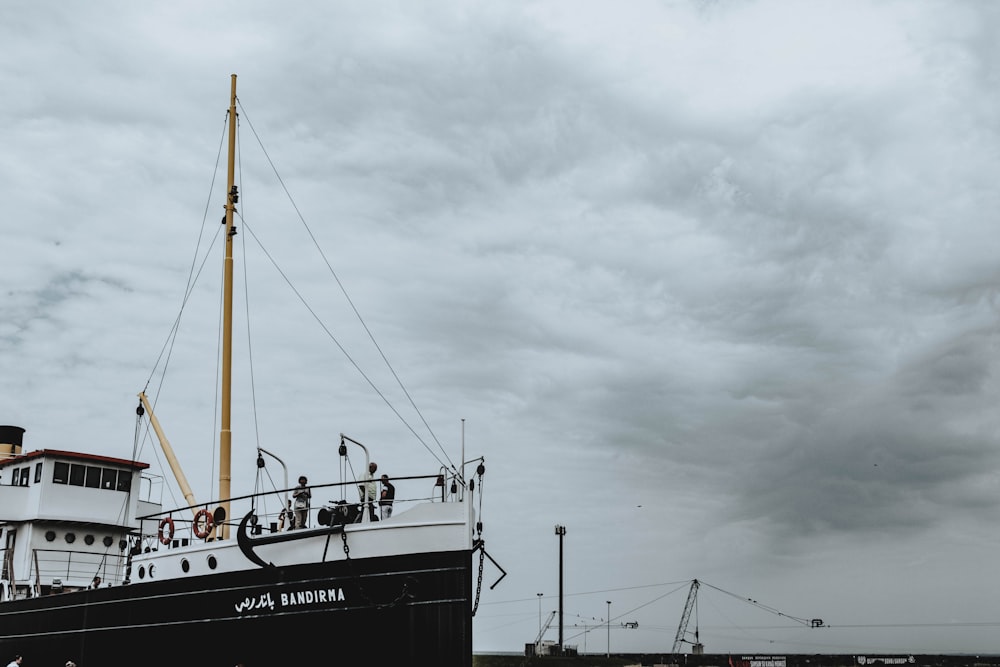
[555,525,566,653]
[537,593,543,640]
[606,600,611,658]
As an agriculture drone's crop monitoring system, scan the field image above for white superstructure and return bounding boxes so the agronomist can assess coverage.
[0,425,160,599]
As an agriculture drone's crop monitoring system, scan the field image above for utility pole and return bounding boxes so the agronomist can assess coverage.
[555,525,566,653]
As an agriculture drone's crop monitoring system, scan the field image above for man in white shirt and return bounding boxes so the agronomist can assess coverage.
[360,462,378,521]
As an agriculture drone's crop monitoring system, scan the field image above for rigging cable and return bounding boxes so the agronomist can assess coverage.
[137,114,229,508]
[236,98,455,473]
[698,580,815,627]
[235,112,266,463]
[238,217,452,471]
[143,113,229,392]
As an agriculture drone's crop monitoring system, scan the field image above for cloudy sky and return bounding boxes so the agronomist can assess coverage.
[3,0,1000,656]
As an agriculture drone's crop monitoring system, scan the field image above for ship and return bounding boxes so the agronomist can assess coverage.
[0,75,501,666]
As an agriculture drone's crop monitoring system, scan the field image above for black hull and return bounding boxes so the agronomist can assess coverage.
[0,548,472,666]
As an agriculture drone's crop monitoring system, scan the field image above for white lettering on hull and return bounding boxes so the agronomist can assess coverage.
[236,587,345,614]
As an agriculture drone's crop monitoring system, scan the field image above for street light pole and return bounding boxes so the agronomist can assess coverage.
[537,593,543,640]
[555,525,566,653]
[606,600,612,658]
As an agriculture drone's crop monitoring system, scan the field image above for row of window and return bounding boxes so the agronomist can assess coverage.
[53,462,132,492]
[4,462,131,492]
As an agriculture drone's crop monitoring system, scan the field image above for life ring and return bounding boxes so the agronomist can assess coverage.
[158,517,175,545]
[193,509,214,539]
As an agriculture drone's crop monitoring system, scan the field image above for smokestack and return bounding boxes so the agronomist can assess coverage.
[0,425,25,459]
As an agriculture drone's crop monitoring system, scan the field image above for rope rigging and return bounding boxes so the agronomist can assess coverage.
[236,98,456,473]
[139,97,463,510]
[698,580,818,627]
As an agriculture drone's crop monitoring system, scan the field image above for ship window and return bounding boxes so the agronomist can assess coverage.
[117,472,132,492]
[65,532,76,544]
[207,555,218,570]
[84,466,101,488]
[103,536,114,547]
[11,469,19,486]
[181,558,190,573]
[34,463,42,483]
[84,535,95,545]
[45,531,56,542]
[20,467,29,487]
[101,468,117,490]
[137,566,145,579]
[53,462,69,484]
[69,464,85,486]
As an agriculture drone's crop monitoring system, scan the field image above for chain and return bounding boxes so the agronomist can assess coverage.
[472,544,485,616]
[340,525,413,608]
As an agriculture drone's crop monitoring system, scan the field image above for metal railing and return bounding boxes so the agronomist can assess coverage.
[134,471,463,547]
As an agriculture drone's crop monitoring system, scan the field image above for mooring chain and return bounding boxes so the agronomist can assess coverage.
[472,544,485,616]
[341,525,412,609]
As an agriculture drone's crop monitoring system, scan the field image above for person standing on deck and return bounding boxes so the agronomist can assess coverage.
[292,476,311,529]
[379,474,395,519]
[6,655,21,667]
[360,462,378,521]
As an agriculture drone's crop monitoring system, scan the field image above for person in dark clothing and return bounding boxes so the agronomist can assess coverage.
[379,474,395,519]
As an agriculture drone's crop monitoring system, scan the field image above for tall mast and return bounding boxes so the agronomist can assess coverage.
[219,73,238,538]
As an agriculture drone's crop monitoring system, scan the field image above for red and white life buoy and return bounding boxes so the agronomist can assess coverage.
[192,508,214,539]
[158,517,175,545]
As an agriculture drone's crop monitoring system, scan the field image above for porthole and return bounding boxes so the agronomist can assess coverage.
[65,533,76,544]
[84,534,95,545]
[148,564,156,578]
[181,559,190,573]
[104,536,114,547]
[45,531,56,542]
[207,555,218,570]
[138,566,145,579]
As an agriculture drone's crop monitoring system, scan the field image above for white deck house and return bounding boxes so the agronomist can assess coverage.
[0,425,160,600]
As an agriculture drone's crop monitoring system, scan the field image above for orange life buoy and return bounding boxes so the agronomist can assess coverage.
[193,508,214,539]
[158,517,175,545]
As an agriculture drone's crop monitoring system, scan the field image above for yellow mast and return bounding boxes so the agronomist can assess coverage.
[219,73,238,539]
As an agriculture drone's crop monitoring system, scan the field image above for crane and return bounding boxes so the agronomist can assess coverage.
[672,579,703,654]
[534,609,557,655]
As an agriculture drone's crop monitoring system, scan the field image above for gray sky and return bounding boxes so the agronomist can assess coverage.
[3,0,1000,656]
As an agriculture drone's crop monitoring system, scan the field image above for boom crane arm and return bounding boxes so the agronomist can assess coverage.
[672,579,700,653]
[138,392,200,515]
[535,609,557,647]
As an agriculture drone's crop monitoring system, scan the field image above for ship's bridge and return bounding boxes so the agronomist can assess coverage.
[0,425,161,599]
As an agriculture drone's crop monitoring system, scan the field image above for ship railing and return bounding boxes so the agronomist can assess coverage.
[135,471,466,546]
[10,547,126,598]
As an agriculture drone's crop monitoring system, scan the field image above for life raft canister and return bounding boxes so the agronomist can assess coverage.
[193,508,214,539]
[157,517,175,545]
